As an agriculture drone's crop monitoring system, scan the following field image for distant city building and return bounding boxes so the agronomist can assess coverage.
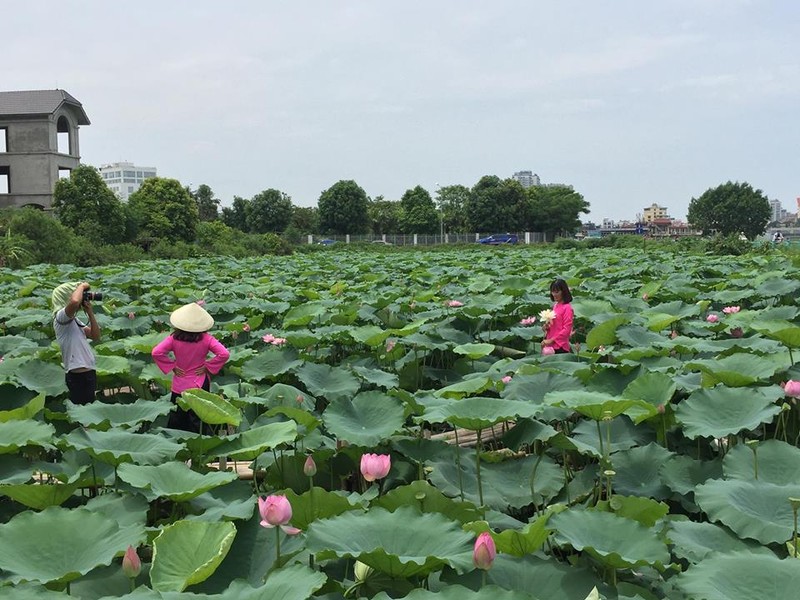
[512,170,540,188]
[642,203,670,223]
[0,89,90,209]
[601,218,615,229]
[769,199,785,223]
[99,161,157,201]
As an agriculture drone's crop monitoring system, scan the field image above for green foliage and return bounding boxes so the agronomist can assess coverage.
[369,196,403,235]
[706,233,752,255]
[290,205,319,234]
[248,188,293,234]
[436,184,471,233]
[399,185,439,234]
[5,207,79,264]
[466,176,528,233]
[687,181,771,240]
[128,177,199,244]
[52,165,129,245]
[220,196,250,231]
[191,184,220,222]
[318,179,370,234]
[527,185,589,236]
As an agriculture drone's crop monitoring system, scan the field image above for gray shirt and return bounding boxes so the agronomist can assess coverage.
[54,308,96,372]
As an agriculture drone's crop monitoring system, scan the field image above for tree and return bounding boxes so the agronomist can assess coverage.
[291,205,319,234]
[220,196,250,231]
[191,184,220,222]
[52,165,128,244]
[128,178,199,244]
[399,186,439,234]
[7,207,78,264]
[527,185,590,236]
[248,189,293,234]
[318,180,369,234]
[465,176,528,233]
[368,197,402,235]
[436,185,470,233]
[687,181,771,240]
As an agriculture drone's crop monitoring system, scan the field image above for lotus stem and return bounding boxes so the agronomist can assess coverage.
[476,429,484,508]
[309,479,316,569]
[596,420,605,459]
[275,526,281,569]
[481,570,487,589]
[529,451,544,515]
[453,429,465,501]
[790,498,800,558]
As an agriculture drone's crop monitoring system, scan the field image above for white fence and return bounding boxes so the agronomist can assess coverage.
[307,232,549,246]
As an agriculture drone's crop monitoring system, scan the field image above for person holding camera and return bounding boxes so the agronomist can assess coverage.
[51,281,101,404]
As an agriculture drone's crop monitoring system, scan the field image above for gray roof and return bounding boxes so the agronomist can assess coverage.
[0,89,90,125]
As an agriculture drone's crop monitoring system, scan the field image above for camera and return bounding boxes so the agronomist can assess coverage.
[82,291,103,302]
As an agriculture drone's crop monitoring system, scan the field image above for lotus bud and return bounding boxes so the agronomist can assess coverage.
[501,375,512,384]
[304,455,317,477]
[122,545,141,579]
[360,453,391,482]
[242,323,251,332]
[784,380,800,399]
[706,314,719,323]
[542,346,555,356]
[473,532,496,570]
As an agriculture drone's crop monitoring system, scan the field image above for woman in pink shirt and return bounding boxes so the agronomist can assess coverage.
[542,278,574,354]
[152,302,230,432]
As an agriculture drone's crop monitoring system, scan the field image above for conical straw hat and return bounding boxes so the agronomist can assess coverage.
[169,303,214,333]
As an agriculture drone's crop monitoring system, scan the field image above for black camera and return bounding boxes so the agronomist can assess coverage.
[82,291,103,302]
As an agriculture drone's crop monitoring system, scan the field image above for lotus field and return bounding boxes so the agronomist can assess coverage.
[2,247,800,599]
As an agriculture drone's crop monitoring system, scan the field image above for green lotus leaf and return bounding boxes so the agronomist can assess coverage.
[282,301,327,327]
[621,372,676,407]
[551,509,669,569]
[586,316,629,349]
[750,323,800,347]
[674,552,800,600]
[659,455,723,496]
[610,443,674,500]
[420,397,541,430]
[295,362,361,402]
[435,376,494,399]
[264,405,321,434]
[240,348,303,382]
[694,478,800,544]
[374,480,482,524]
[544,390,658,423]
[211,421,297,460]
[256,382,316,411]
[95,354,131,376]
[256,563,328,600]
[323,390,406,446]
[501,418,559,452]
[723,439,800,484]
[0,419,56,453]
[0,389,44,422]
[428,451,564,510]
[667,520,771,564]
[62,428,184,466]
[307,505,474,578]
[188,480,258,522]
[0,481,81,509]
[283,486,363,530]
[0,455,38,484]
[14,359,68,396]
[120,331,165,353]
[0,583,67,599]
[117,461,238,502]
[674,385,780,439]
[0,506,144,584]
[453,343,496,359]
[0,334,39,357]
[65,397,174,430]
[350,364,400,389]
[686,354,782,387]
[570,416,654,458]
[150,520,237,592]
[84,492,150,535]
[348,325,391,347]
[178,388,241,426]
[757,277,800,298]
[573,298,615,319]
[373,585,536,600]
[644,312,682,332]
[469,505,565,557]
[598,495,669,527]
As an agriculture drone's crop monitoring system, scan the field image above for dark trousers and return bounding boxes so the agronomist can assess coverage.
[65,370,97,404]
[554,348,570,354]
[168,376,210,433]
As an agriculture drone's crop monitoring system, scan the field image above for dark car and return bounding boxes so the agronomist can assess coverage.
[478,233,518,245]
[318,239,338,246]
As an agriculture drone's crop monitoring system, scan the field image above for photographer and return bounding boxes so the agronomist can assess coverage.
[51,281,101,404]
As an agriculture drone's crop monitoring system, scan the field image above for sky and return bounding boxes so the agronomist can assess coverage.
[5,1,799,221]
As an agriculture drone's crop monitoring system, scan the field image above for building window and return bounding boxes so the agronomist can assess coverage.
[57,116,71,154]
[128,186,134,194]
[0,128,6,152]
[0,166,9,194]
[123,170,135,178]
[58,168,71,180]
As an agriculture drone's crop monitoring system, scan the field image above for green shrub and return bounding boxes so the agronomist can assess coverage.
[705,233,752,256]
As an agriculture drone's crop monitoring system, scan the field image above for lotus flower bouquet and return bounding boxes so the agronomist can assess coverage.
[538,309,556,326]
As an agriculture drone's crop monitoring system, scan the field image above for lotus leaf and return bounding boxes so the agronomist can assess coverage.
[674,385,781,439]
[178,388,241,426]
[0,481,81,509]
[723,439,800,484]
[420,396,541,430]
[14,359,68,396]
[62,428,184,466]
[295,362,361,401]
[611,443,674,500]
[323,390,406,446]
[350,364,400,389]
[666,520,771,563]
[65,397,174,429]
[0,390,44,423]
[544,390,658,424]
[117,461,238,502]
[686,354,783,387]
[0,419,55,453]
[373,585,536,600]
[240,349,303,381]
[659,455,723,496]
[211,421,297,460]
[150,520,237,592]
[374,480,482,524]
[188,480,257,522]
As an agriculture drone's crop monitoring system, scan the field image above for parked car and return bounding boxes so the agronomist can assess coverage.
[371,240,393,246]
[318,239,338,245]
[478,233,518,245]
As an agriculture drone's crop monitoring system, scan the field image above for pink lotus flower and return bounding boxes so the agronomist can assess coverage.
[785,381,800,399]
[519,316,536,326]
[242,323,251,332]
[722,306,740,314]
[670,330,678,339]
[262,333,287,346]
[385,339,396,352]
[706,314,719,323]
[195,299,205,306]
[296,394,305,404]
[127,312,136,320]
[642,293,649,301]
[360,453,391,482]
[304,455,317,477]
[272,337,287,346]
[258,495,301,534]
[501,375,512,384]
[122,545,141,579]
[542,346,555,355]
[473,532,496,570]
[447,300,464,308]
[730,327,743,338]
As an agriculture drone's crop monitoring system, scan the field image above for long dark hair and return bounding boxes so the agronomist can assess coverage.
[549,278,573,303]
[173,329,204,343]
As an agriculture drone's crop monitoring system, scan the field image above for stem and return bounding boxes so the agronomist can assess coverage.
[275,527,281,569]
[453,429,464,501]
[596,420,605,459]
[476,429,484,508]
[794,506,798,558]
[308,477,315,569]
[481,569,487,589]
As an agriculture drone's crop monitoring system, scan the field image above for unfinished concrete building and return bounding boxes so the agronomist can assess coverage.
[0,89,90,209]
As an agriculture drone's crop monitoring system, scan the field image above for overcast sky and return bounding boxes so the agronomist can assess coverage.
[6,1,798,221]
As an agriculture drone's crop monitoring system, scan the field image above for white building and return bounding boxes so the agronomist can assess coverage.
[512,170,540,188]
[769,199,784,223]
[99,161,157,201]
